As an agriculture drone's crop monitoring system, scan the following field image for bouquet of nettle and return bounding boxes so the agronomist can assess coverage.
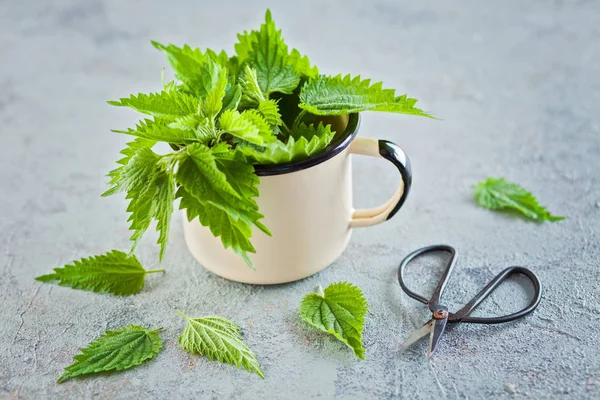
[106,10,432,267]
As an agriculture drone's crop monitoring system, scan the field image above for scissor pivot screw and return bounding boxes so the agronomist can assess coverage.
[433,309,448,319]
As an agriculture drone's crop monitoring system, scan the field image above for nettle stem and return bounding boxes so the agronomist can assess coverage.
[145,269,165,274]
[280,120,291,135]
[317,284,325,297]
[292,110,307,129]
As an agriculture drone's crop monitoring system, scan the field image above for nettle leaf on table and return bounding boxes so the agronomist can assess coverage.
[298,74,433,117]
[177,311,264,378]
[58,325,163,383]
[474,177,565,222]
[299,282,368,359]
[239,122,334,165]
[35,250,164,296]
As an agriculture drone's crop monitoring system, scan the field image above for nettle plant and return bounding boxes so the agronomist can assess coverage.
[106,10,431,267]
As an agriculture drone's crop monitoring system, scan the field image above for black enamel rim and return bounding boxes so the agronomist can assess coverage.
[253,114,361,176]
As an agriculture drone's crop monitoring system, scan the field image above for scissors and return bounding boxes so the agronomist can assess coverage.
[398,245,542,357]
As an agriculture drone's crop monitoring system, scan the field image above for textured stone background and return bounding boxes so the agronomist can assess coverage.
[1,0,599,398]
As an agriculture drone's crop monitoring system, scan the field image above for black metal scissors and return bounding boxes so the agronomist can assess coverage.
[398,245,542,357]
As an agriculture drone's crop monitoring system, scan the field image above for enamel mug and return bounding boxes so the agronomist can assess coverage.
[182,114,412,284]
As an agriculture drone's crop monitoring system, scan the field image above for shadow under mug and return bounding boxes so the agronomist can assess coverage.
[182,113,412,284]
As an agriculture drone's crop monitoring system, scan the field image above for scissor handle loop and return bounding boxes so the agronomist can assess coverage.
[450,266,542,324]
[397,244,457,308]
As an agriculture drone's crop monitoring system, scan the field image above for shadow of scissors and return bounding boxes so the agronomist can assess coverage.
[398,244,542,357]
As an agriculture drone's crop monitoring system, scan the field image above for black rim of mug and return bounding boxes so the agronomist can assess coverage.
[253,113,361,176]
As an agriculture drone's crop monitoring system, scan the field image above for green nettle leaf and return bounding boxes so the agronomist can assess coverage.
[177,143,241,199]
[222,83,243,112]
[241,10,300,95]
[206,49,231,69]
[57,325,163,383]
[104,147,177,260]
[35,251,164,296]
[202,67,229,121]
[299,282,368,359]
[106,138,156,190]
[219,109,275,145]
[176,144,269,268]
[234,31,258,66]
[258,99,282,126]
[108,90,199,117]
[239,122,334,165]
[178,188,257,267]
[152,41,205,87]
[288,48,319,79]
[177,311,264,378]
[240,66,266,106]
[153,42,237,97]
[298,74,433,117]
[112,118,198,144]
[474,177,564,222]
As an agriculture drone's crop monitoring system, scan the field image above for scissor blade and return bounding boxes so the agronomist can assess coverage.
[401,320,433,351]
[427,317,448,357]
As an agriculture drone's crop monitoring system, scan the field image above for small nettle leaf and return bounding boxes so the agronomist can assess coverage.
[106,138,156,192]
[288,48,319,79]
[57,325,163,383]
[152,41,205,89]
[153,42,238,98]
[240,66,265,106]
[112,118,198,144]
[222,83,242,112]
[219,109,275,145]
[168,114,206,130]
[258,99,282,126]
[299,282,368,359]
[205,49,230,69]
[298,74,433,117]
[238,122,334,165]
[104,146,160,196]
[35,250,164,296]
[105,147,177,259]
[193,58,223,98]
[234,32,258,66]
[202,66,229,121]
[474,177,565,222]
[108,90,199,117]
[177,311,264,378]
[244,10,300,95]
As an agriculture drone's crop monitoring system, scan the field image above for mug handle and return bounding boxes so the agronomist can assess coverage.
[349,137,412,228]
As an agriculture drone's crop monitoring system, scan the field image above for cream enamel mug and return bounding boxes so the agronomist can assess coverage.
[182,114,412,284]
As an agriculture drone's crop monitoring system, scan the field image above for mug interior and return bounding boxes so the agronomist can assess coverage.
[253,113,360,176]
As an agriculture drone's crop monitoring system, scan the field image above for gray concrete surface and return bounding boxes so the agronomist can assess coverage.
[1,0,599,398]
